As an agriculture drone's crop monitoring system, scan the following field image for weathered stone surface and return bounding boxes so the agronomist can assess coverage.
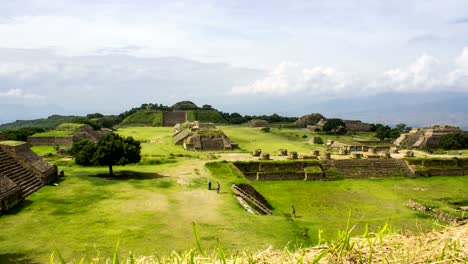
[395,125,465,149]
[248,119,269,128]
[173,121,238,151]
[294,113,324,128]
[163,111,187,127]
[278,149,288,156]
[343,120,372,132]
[252,149,262,157]
[0,142,58,212]
[288,151,298,159]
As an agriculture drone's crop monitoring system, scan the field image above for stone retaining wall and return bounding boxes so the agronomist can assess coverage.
[27,136,74,147]
[163,111,187,127]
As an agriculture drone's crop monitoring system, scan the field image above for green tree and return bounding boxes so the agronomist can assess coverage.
[375,125,391,140]
[70,133,141,176]
[439,133,468,150]
[69,139,97,165]
[323,119,345,133]
[171,101,199,110]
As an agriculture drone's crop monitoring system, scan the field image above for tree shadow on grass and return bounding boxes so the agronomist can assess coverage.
[0,253,40,264]
[90,171,168,180]
[2,200,34,216]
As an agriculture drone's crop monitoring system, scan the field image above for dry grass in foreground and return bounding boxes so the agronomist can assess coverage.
[52,223,467,263]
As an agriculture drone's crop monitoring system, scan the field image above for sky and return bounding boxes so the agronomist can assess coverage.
[1,0,468,127]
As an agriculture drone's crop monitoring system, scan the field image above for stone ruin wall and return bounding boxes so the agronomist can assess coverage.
[325,159,408,179]
[343,120,372,132]
[406,158,468,177]
[0,143,57,184]
[233,161,324,181]
[27,127,110,147]
[163,111,187,127]
[27,136,74,147]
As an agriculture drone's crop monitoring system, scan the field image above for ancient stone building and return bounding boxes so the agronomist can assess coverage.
[0,142,57,212]
[394,125,465,149]
[163,111,187,127]
[343,120,371,132]
[27,125,111,147]
[172,121,238,151]
[248,119,269,128]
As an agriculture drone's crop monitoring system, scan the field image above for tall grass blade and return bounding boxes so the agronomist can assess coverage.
[112,240,120,264]
[192,222,206,257]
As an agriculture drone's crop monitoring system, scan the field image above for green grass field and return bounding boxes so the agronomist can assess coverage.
[0,126,466,262]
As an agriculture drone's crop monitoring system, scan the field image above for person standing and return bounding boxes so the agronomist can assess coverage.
[208,178,212,190]
[216,181,220,193]
[291,205,296,218]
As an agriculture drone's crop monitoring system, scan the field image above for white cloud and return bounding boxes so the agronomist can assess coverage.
[377,54,442,92]
[0,88,46,100]
[233,48,468,97]
[231,62,353,96]
[456,47,468,69]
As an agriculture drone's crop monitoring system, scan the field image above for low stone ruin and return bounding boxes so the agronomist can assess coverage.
[0,142,57,212]
[247,119,269,128]
[172,121,238,151]
[312,150,320,157]
[343,120,372,132]
[252,149,262,157]
[339,148,348,155]
[288,151,298,160]
[294,113,324,128]
[27,124,111,147]
[260,153,270,160]
[233,161,324,181]
[278,149,288,156]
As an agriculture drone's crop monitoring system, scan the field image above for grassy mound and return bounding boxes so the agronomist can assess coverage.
[187,110,226,123]
[120,110,164,126]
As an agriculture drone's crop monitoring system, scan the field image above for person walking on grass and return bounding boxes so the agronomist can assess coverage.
[291,205,296,218]
[208,178,212,190]
[216,181,220,193]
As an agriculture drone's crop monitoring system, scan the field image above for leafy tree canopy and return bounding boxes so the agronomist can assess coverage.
[70,133,141,176]
[171,101,199,110]
[439,133,468,150]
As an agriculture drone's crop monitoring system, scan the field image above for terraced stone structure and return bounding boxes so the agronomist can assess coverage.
[173,121,238,151]
[324,159,412,179]
[394,125,465,149]
[163,111,187,127]
[0,142,57,212]
[343,120,372,132]
[248,119,269,128]
[233,161,324,181]
[27,124,111,147]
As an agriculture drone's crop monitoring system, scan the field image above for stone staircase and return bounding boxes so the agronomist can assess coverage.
[328,159,407,179]
[413,136,426,148]
[0,149,43,198]
[397,159,414,177]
